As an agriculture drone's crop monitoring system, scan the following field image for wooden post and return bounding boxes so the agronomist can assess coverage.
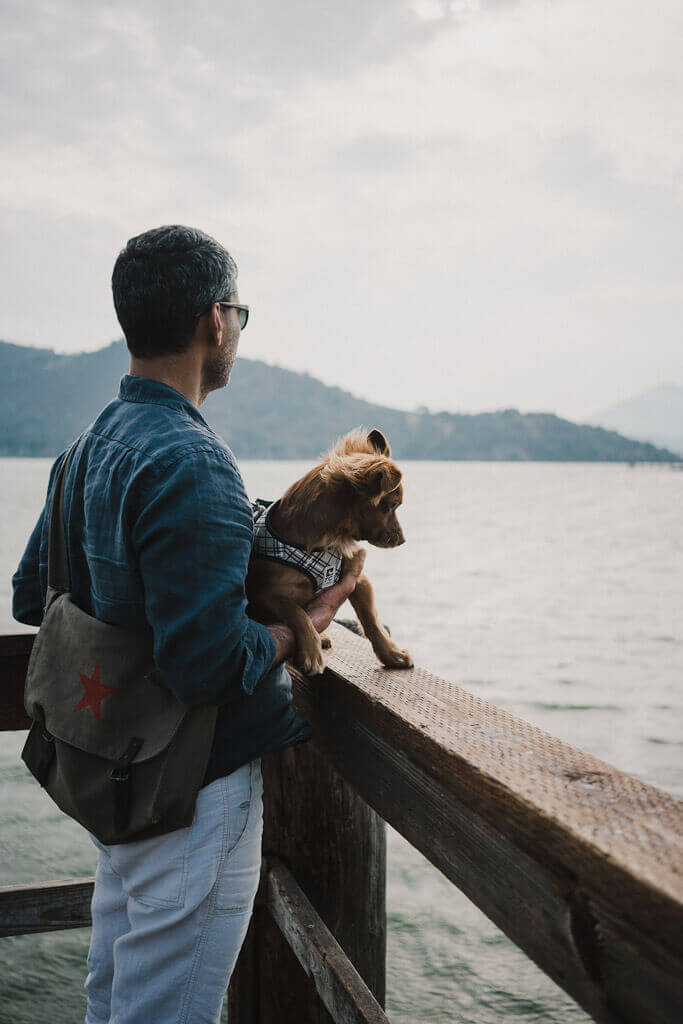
[228,738,386,1023]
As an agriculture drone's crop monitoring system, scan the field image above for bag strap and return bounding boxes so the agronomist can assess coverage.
[47,440,79,593]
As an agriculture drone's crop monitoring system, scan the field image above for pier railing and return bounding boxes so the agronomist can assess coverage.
[1,624,682,1023]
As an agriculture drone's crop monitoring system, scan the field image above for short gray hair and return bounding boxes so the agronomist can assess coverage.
[112,225,238,358]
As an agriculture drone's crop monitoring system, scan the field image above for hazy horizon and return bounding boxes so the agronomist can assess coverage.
[3,334,683,423]
[1,0,682,421]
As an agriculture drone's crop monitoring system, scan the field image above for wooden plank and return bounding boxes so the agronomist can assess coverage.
[3,629,682,1021]
[226,913,259,1024]
[0,633,33,730]
[0,877,93,936]
[263,741,386,1001]
[248,740,386,1024]
[287,622,683,1024]
[0,860,273,943]
[266,858,390,1024]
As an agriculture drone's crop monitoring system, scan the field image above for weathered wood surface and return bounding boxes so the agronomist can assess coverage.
[0,877,94,936]
[229,740,386,1024]
[266,858,390,1024]
[287,622,683,1024]
[0,633,33,730]
[0,860,388,1024]
[3,630,682,1022]
[227,913,260,1023]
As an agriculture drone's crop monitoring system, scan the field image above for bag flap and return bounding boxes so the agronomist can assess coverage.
[25,593,187,763]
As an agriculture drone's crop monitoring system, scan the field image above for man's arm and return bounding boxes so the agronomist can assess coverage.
[12,452,66,626]
[132,447,293,704]
[134,446,367,703]
[266,549,367,667]
[267,622,296,665]
[12,512,46,626]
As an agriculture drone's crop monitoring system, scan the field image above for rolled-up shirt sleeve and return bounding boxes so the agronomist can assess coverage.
[132,445,276,705]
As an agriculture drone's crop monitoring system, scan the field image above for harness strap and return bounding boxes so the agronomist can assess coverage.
[252,499,344,596]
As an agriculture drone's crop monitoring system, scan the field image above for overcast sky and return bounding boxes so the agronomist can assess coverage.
[1,0,681,419]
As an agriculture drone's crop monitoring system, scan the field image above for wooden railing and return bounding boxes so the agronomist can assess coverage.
[1,624,682,1023]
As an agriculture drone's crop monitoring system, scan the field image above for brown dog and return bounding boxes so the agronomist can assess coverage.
[246,427,413,675]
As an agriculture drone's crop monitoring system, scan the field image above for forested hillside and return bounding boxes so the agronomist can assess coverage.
[0,340,678,462]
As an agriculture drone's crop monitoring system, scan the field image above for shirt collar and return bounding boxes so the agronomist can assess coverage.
[118,374,210,426]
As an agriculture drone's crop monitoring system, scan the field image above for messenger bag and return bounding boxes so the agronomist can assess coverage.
[21,441,218,844]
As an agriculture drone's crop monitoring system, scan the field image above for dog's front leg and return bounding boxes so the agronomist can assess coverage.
[348,575,413,669]
[269,598,327,675]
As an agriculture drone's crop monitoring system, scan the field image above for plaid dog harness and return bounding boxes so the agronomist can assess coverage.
[251,499,344,596]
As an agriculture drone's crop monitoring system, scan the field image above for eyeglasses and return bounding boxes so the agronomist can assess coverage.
[194,301,249,330]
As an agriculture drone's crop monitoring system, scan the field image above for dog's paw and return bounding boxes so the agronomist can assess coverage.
[379,645,414,670]
[295,639,326,676]
[299,650,326,675]
[320,633,332,650]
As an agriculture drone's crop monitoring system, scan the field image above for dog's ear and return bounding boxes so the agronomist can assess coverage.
[365,460,401,499]
[367,428,391,457]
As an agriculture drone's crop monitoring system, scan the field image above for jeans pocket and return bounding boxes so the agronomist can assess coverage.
[215,763,263,914]
[111,824,194,909]
[227,785,252,857]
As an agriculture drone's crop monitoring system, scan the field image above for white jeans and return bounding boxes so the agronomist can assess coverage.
[84,759,263,1024]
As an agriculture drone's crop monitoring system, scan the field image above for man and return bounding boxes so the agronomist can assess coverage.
[12,225,365,1024]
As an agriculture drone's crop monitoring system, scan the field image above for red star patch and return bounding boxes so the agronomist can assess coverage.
[73,661,117,722]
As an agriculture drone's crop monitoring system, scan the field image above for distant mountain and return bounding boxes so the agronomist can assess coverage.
[0,339,679,462]
[590,385,683,456]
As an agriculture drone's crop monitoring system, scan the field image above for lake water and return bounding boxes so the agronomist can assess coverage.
[1,459,682,1024]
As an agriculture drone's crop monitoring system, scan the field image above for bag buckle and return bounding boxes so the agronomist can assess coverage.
[109,737,143,783]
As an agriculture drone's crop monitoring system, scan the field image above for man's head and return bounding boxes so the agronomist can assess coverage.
[112,225,243,396]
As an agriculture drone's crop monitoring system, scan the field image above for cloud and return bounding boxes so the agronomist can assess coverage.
[0,0,682,418]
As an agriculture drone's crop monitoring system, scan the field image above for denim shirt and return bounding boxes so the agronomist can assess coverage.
[12,374,311,783]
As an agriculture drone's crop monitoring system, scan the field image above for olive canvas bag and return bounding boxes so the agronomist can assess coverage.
[21,442,218,844]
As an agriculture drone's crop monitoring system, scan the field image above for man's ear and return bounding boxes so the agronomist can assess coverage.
[367,428,391,457]
[209,303,224,345]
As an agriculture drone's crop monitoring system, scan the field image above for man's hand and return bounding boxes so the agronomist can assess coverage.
[266,550,366,668]
[306,549,366,634]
